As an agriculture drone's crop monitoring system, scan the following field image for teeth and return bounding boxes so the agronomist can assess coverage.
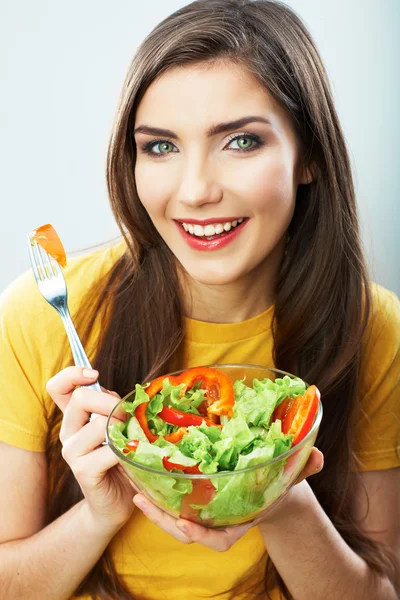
[204,224,215,236]
[193,225,205,236]
[181,218,246,237]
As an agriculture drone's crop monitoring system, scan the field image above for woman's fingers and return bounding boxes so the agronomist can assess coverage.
[46,366,100,412]
[175,519,253,552]
[60,388,123,444]
[133,494,193,545]
[295,447,324,485]
[72,444,120,482]
[133,493,254,551]
[61,415,115,460]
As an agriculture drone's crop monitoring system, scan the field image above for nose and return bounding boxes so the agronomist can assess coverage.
[176,155,223,208]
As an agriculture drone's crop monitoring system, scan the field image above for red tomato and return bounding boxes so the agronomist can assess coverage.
[272,397,294,423]
[123,439,140,454]
[180,479,216,521]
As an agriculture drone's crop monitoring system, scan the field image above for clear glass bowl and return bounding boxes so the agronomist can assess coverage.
[106,364,322,528]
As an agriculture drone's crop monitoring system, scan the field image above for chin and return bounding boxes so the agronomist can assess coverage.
[183,263,246,287]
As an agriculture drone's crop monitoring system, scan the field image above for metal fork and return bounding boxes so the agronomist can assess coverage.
[27,235,102,419]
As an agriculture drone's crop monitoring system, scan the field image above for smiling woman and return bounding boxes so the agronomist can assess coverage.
[134,63,309,304]
[0,1,399,600]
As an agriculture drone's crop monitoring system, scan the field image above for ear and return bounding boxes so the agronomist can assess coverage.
[299,162,316,185]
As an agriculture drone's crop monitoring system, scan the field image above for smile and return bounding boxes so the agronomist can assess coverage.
[181,218,245,238]
[174,218,249,251]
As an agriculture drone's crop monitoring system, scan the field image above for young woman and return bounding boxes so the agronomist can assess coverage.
[0,1,398,599]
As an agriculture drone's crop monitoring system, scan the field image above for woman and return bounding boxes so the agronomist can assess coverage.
[0,1,398,599]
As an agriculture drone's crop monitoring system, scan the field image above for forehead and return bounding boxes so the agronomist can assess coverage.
[135,61,289,133]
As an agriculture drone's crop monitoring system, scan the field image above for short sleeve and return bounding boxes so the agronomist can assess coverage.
[0,271,67,452]
[353,284,400,471]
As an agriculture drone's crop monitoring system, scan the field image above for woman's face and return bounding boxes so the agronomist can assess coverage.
[134,61,308,287]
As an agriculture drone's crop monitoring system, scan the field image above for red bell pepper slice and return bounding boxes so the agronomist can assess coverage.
[176,367,235,418]
[284,385,320,445]
[162,456,201,474]
[135,402,158,443]
[144,374,181,399]
[135,403,188,444]
[273,385,320,446]
[159,406,219,428]
[159,406,203,427]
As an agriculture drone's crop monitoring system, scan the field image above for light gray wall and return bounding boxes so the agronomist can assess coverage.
[1,0,399,296]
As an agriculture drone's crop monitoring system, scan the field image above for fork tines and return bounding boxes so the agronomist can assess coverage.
[27,235,61,282]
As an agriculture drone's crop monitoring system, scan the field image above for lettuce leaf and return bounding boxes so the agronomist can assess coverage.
[108,421,129,451]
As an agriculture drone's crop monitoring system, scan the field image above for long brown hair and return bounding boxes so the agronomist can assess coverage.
[46,1,397,598]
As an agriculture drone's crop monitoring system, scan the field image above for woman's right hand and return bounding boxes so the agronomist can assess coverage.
[46,366,135,533]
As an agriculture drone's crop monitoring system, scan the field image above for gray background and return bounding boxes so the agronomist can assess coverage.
[1,0,399,296]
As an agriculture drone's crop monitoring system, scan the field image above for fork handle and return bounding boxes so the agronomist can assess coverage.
[56,306,102,393]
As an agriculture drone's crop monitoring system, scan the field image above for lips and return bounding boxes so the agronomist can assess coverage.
[175,217,246,225]
[175,217,249,251]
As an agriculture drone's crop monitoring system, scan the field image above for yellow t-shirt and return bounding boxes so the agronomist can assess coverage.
[0,242,399,600]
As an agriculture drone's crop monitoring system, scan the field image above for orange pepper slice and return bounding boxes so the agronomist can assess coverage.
[31,223,67,268]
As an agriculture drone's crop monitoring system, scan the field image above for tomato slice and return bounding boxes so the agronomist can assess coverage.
[31,224,67,268]
[123,439,140,454]
[282,385,320,446]
[180,479,216,521]
[272,397,294,423]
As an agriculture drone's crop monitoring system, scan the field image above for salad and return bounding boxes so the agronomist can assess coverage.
[109,366,320,523]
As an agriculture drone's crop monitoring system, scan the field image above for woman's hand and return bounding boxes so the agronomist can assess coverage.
[133,447,324,551]
[46,366,136,534]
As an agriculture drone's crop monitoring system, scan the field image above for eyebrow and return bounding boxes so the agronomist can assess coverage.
[133,116,272,139]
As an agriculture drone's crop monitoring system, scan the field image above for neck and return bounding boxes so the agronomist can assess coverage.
[180,251,282,324]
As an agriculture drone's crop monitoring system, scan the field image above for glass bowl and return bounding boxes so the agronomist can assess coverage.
[106,364,322,528]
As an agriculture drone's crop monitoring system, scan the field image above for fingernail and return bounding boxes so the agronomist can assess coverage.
[82,368,98,378]
[176,523,189,535]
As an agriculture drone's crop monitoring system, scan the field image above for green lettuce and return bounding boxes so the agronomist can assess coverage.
[233,376,306,428]
[126,441,192,511]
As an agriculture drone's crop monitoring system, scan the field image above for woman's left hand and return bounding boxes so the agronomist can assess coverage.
[133,446,324,551]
